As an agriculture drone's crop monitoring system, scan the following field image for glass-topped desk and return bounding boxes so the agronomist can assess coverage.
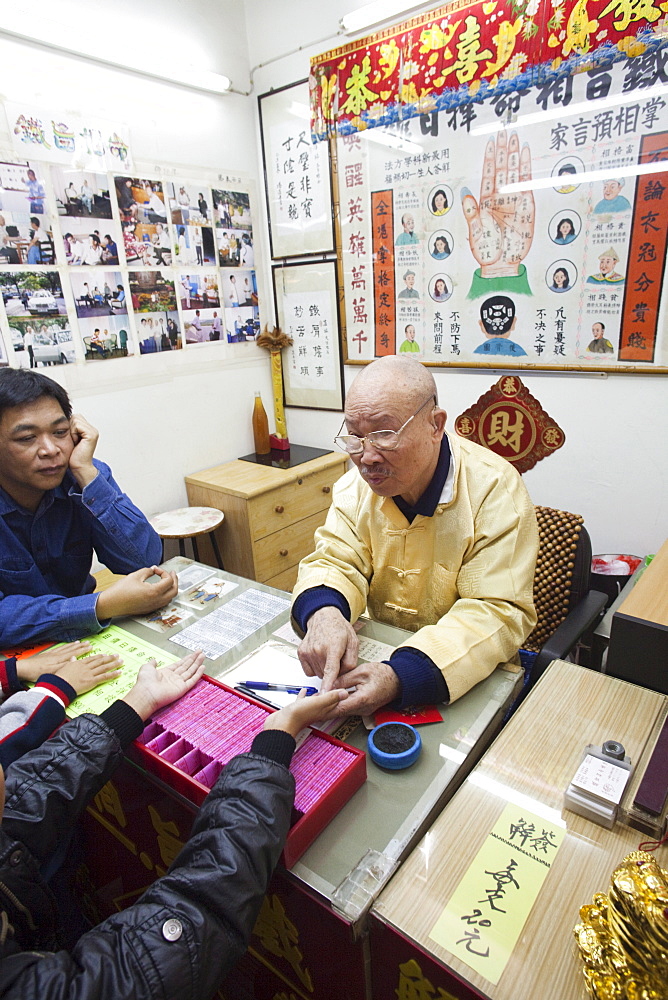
[85,557,523,1000]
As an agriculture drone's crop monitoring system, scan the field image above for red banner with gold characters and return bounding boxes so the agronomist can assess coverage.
[310,0,668,139]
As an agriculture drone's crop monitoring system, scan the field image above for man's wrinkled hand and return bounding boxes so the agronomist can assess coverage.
[297,607,358,693]
[331,660,400,717]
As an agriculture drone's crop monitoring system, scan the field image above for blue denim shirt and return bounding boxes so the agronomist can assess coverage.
[0,459,161,647]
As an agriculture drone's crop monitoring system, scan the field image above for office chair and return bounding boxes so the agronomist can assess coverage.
[521,506,607,689]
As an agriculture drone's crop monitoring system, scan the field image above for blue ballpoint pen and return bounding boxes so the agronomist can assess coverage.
[244,681,318,696]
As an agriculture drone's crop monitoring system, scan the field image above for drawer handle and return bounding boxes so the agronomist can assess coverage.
[279,548,288,557]
[297,478,303,485]
[322,486,331,494]
[274,505,284,513]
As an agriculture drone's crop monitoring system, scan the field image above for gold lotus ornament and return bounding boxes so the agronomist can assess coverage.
[574,850,668,999]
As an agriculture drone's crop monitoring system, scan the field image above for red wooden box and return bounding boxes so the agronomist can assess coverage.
[128,674,366,868]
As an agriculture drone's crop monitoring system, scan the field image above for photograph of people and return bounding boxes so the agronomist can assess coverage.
[550,266,571,292]
[474,295,527,356]
[398,269,419,298]
[62,221,106,265]
[587,321,614,354]
[71,271,127,318]
[212,189,252,230]
[554,217,577,245]
[177,186,190,224]
[399,324,420,353]
[51,168,112,219]
[587,247,625,285]
[198,192,208,221]
[26,216,53,264]
[430,188,449,216]
[100,233,118,264]
[430,275,451,303]
[115,177,139,220]
[114,176,166,224]
[25,167,46,213]
[430,232,452,260]
[240,232,254,267]
[395,212,419,245]
[594,178,631,214]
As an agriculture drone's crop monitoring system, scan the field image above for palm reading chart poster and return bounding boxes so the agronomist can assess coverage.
[336,54,668,372]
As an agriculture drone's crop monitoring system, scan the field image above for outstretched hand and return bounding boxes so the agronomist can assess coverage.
[462,131,534,279]
[263,688,349,739]
[122,651,206,721]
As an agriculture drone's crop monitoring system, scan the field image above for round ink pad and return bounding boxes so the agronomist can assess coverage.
[368,722,422,770]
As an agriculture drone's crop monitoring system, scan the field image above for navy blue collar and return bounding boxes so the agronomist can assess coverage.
[393,435,451,523]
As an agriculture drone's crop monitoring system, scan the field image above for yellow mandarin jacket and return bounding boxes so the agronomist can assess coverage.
[292,432,539,703]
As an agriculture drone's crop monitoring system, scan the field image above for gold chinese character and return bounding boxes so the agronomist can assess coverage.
[148,805,184,867]
[341,55,379,116]
[253,895,314,992]
[543,427,563,448]
[599,0,661,30]
[457,416,474,435]
[396,958,456,1000]
[486,409,525,452]
[447,16,493,84]
[94,780,127,828]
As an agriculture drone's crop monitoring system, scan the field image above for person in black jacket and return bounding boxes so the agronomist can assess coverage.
[0,652,346,999]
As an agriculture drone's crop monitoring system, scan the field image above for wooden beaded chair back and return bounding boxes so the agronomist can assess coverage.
[523,505,592,654]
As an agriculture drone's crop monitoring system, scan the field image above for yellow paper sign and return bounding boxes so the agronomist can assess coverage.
[429,803,565,985]
[62,625,181,719]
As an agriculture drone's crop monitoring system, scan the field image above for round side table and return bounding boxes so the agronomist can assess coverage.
[149,506,225,569]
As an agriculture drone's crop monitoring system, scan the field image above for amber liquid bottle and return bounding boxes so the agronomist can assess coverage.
[252,391,270,454]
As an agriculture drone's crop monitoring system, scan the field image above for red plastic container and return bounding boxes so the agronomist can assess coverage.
[129,674,366,868]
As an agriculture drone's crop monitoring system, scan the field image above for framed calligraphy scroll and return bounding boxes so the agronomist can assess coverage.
[272,260,344,410]
[334,47,668,374]
[259,80,335,259]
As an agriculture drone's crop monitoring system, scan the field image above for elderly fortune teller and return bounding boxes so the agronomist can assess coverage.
[290,357,539,717]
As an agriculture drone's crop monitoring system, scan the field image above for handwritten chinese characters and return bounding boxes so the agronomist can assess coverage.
[429,803,565,985]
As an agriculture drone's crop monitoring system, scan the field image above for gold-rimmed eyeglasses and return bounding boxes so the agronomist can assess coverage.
[334,395,436,455]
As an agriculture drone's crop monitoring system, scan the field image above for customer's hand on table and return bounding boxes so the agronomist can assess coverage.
[15,641,98,681]
[122,651,206,721]
[297,607,359,693]
[55,654,123,695]
[331,660,400,718]
[263,688,349,738]
[95,566,178,620]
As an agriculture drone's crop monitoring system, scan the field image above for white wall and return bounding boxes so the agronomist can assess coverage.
[246,0,668,558]
[0,1,276,519]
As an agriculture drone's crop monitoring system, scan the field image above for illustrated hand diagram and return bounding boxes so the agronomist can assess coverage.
[461,132,535,278]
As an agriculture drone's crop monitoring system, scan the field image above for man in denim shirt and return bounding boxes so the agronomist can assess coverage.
[0,369,177,647]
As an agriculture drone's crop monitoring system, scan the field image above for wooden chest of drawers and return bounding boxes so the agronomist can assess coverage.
[184,452,348,591]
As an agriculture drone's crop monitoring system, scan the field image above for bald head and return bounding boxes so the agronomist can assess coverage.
[343,358,446,505]
[347,357,437,413]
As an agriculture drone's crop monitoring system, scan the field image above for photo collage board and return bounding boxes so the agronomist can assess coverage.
[335,51,668,373]
[0,162,259,369]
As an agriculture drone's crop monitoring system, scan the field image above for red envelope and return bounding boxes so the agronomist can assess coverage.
[374,704,443,726]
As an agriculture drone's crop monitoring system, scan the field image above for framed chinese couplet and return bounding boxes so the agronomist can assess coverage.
[272,260,344,410]
[320,4,668,374]
[259,80,335,259]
